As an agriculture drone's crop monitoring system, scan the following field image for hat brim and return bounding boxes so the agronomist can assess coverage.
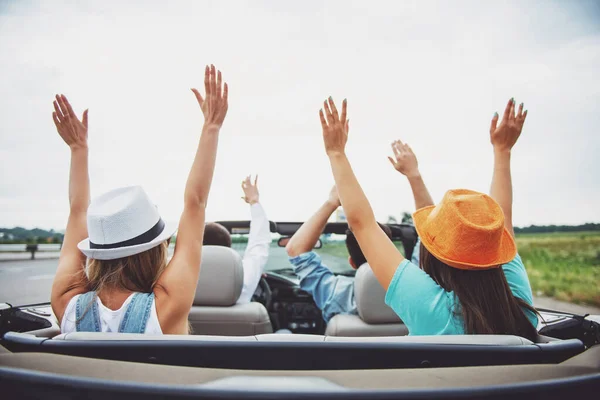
[412,206,517,270]
[77,221,178,261]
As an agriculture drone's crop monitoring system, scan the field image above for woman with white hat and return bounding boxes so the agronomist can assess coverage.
[51,65,228,335]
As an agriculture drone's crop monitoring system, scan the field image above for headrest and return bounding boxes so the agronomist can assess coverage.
[354,264,402,324]
[194,246,243,306]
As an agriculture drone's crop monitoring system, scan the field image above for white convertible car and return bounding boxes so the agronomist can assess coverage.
[1,222,599,399]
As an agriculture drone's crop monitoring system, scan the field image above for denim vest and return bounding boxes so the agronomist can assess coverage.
[75,292,155,333]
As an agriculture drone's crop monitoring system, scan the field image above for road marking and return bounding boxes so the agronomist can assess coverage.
[0,267,25,273]
[28,274,55,281]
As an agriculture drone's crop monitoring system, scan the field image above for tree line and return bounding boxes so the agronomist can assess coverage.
[513,223,600,234]
[0,227,64,244]
[2,222,599,244]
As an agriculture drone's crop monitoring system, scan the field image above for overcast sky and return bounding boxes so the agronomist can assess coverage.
[1,0,599,230]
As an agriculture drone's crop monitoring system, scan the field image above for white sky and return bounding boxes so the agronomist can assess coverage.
[1,0,599,230]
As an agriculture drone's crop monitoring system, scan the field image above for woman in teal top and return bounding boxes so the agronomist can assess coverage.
[386,253,538,335]
[317,96,538,341]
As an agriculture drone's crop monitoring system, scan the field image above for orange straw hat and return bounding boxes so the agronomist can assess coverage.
[412,189,517,270]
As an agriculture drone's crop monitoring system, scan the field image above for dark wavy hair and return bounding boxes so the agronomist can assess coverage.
[419,245,539,341]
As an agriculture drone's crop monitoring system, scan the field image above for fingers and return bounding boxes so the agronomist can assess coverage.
[61,94,76,118]
[55,95,66,117]
[328,97,339,121]
[502,98,513,122]
[510,99,516,120]
[191,88,204,106]
[56,95,70,118]
[82,109,89,128]
[517,102,524,118]
[392,142,401,159]
[204,65,210,97]
[209,64,217,97]
[387,156,396,166]
[393,140,406,156]
[340,99,347,125]
[490,112,499,133]
[519,109,528,129]
[216,70,222,99]
[52,112,61,129]
[323,100,333,123]
[319,109,327,129]
[223,82,229,106]
[254,174,258,186]
[345,118,350,134]
[53,100,64,121]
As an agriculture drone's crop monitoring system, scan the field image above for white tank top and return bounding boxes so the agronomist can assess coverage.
[61,292,163,334]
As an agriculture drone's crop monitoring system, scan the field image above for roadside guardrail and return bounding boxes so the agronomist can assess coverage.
[0,244,62,260]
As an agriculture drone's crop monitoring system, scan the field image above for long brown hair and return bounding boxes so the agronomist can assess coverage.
[86,241,169,295]
[420,245,538,341]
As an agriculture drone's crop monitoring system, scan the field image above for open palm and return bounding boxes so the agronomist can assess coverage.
[490,98,527,152]
[52,94,88,150]
[241,175,260,205]
[191,65,229,129]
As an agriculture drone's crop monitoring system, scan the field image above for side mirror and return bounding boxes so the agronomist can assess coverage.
[277,237,322,249]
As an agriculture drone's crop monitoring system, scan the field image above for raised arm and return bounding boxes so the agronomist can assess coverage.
[489,98,527,237]
[50,95,91,322]
[238,175,272,304]
[286,186,340,257]
[320,98,404,289]
[154,65,228,333]
[388,140,434,209]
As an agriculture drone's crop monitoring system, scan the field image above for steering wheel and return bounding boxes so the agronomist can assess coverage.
[252,276,273,310]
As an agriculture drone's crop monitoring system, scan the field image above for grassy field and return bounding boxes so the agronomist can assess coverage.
[319,231,600,307]
[515,231,600,307]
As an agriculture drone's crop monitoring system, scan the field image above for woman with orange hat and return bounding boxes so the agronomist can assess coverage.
[319,97,538,340]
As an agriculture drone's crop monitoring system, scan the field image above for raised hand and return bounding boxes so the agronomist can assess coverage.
[327,185,341,208]
[320,97,349,155]
[388,140,420,178]
[52,94,88,150]
[241,175,260,205]
[192,64,228,129]
[490,98,527,152]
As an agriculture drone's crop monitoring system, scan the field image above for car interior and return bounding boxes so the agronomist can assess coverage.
[1,221,599,398]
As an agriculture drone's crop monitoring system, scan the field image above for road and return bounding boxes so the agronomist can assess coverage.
[0,258,58,306]
[0,244,345,306]
[1,255,599,316]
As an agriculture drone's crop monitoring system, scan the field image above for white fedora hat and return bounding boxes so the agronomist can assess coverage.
[78,186,177,260]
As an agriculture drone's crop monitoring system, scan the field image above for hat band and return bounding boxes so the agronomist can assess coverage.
[89,219,166,250]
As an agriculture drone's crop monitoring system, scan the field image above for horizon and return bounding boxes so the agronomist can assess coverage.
[2,221,600,235]
[1,0,600,230]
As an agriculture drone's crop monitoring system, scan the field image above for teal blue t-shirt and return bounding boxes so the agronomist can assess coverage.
[384,254,538,335]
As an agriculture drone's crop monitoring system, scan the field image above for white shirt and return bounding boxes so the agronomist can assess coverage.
[61,292,163,334]
[237,203,272,304]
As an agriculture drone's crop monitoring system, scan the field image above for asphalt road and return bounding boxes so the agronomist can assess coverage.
[1,255,599,316]
[0,246,345,306]
[0,258,58,306]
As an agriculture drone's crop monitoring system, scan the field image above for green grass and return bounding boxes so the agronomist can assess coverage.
[319,232,600,307]
[515,231,600,307]
[320,240,406,259]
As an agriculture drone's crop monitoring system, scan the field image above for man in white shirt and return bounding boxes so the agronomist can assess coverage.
[203,175,272,304]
